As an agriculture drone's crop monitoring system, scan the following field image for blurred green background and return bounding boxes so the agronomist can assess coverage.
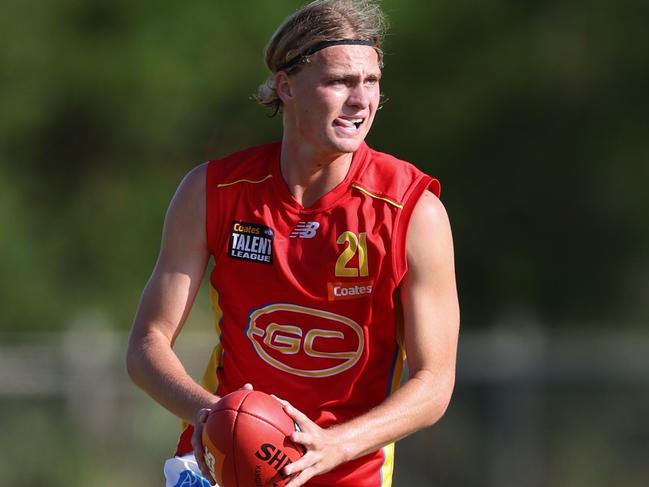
[1,0,648,485]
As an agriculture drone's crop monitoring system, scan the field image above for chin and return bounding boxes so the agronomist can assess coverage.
[329,135,366,154]
[334,141,362,154]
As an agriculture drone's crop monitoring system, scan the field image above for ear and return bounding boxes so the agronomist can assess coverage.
[275,71,293,103]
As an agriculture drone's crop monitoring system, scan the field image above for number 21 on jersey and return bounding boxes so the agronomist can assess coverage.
[335,231,369,277]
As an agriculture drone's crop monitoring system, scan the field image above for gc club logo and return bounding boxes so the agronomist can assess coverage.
[246,303,364,378]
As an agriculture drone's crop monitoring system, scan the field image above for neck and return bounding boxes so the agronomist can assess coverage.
[280,134,355,208]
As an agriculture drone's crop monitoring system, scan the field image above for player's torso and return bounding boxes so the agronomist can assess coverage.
[202,142,435,487]
[206,143,404,424]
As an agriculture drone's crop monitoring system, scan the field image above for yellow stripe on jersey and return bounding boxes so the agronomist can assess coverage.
[210,285,223,336]
[380,443,395,486]
[216,174,273,188]
[351,184,404,209]
[203,285,224,392]
[201,343,223,393]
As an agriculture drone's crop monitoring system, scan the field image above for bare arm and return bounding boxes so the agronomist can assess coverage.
[126,164,219,424]
[283,190,460,486]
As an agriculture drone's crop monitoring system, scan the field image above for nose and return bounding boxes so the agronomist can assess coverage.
[346,83,371,110]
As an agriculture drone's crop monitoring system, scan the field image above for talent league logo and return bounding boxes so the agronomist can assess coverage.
[228,221,274,264]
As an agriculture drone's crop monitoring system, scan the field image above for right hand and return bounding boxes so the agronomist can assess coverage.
[191,383,254,485]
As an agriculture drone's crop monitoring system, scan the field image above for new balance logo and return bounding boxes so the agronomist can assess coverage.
[290,221,320,239]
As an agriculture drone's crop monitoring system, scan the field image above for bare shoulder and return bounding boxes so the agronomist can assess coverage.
[159,163,209,256]
[169,163,207,213]
[406,190,453,265]
[182,162,208,189]
[411,190,449,225]
[162,163,207,230]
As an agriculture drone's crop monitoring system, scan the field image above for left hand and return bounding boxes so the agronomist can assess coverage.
[273,398,350,487]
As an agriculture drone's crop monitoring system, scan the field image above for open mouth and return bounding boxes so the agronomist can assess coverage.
[335,117,365,130]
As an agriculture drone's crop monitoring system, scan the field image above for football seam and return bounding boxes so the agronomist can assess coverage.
[212,408,289,435]
[240,393,293,436]
[241,411,291,435]
[232,409,241,485]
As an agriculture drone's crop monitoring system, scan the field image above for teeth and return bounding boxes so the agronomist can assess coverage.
[336,117,364,129]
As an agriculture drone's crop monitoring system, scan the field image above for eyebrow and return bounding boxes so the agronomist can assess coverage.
[324,71,382,81]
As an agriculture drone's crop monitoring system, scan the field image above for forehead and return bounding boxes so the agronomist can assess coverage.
[308,44,381,74]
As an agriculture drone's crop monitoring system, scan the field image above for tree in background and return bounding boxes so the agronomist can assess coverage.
[1,0,647,332]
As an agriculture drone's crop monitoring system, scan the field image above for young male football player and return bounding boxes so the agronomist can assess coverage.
[127,1,460,486]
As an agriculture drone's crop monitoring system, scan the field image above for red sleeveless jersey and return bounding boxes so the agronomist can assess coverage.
[176,141,440,487]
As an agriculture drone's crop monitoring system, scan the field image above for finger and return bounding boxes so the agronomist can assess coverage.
[283,402,313,429]
[192,408,216,484]
[198,455,216,485]
[283,450,318,477]
[289,430,312,447]
[285,466,317,487]
[270,394,289,406]
[191,430,215,484]
[191,422,204,453]
[200,448,217,485]
[195,408,211,425]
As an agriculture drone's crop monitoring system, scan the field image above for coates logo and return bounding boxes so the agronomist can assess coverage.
[327,281,373,301]
[290,221,320,239]
[246,303,364,378]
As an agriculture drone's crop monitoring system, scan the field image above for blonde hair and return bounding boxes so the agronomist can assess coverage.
[255,0,388,114]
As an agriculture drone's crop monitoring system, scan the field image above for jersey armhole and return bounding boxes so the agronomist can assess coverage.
[392,176,441,283]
